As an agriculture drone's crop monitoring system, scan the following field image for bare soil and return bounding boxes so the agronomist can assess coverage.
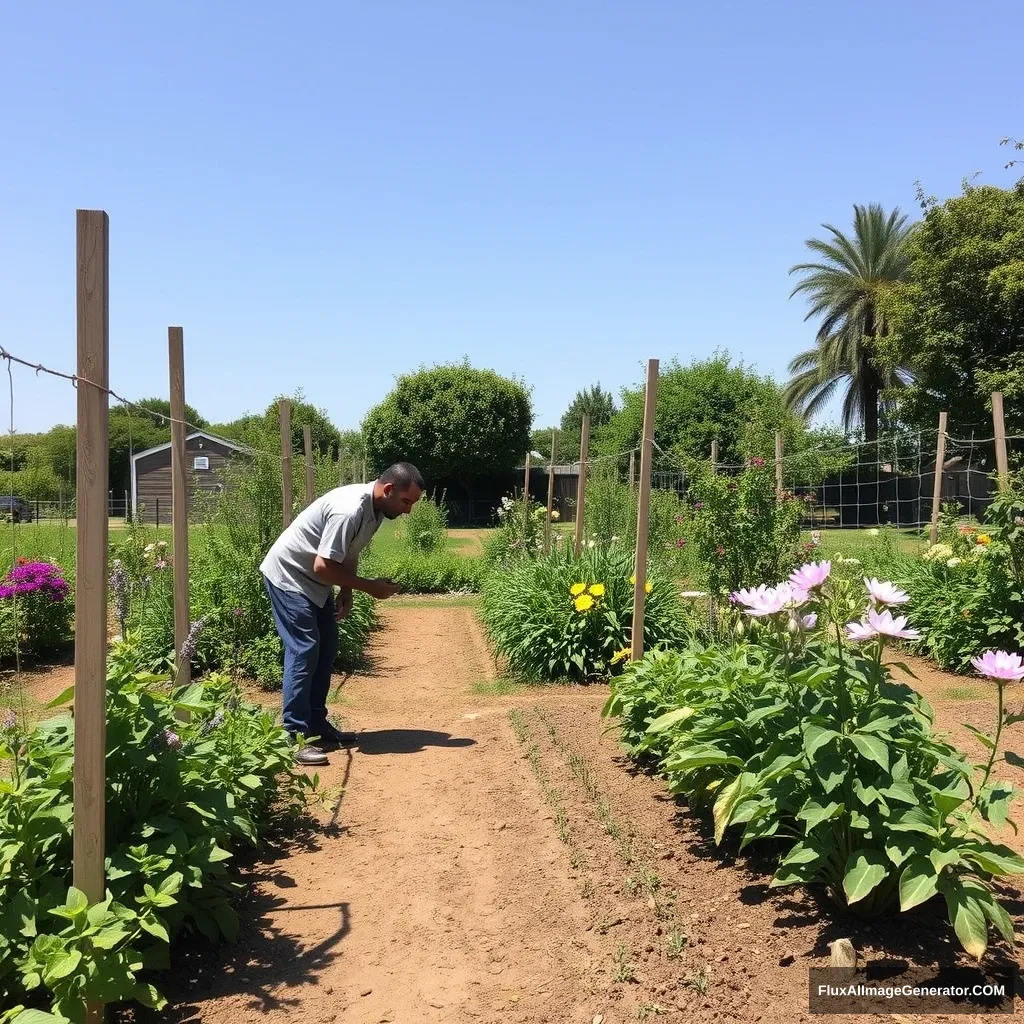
[9,608,1023,1022]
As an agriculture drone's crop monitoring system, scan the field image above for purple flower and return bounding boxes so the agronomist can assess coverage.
[693,501,704,511]
[800,613,818,630]
[863,578,910,607]
[676,538,687,548]
[1,708,16,731]
[201,710,226,735]
[749,457,766,468]
[179,615,209,664]
[110,560,129,631]
[164,729,182,750]
[846,607,920,642]
[231,607,245,618]
[789,561,831,592]
[0,560,71,603]
[970,650,1024,682]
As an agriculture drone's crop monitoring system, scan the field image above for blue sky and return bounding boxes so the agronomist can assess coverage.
[2,0,1021,436]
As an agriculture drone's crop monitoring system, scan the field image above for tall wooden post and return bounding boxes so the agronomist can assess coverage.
[522,451,532,535]
[75,210,109,1024]
[362,456,367,484]
[545,430,558,554]
[573,414,591,556]
[711,440,718,474]
[628,450,636,491]
[631,359,659,662]
[168,327,190,692]
[303,425,316,506]
[929,411,948,545]
[280,400,293,528]
[775,430,784,496]
[992,392,1010,491]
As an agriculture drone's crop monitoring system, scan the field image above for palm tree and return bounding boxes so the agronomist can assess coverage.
[786,203,915,441]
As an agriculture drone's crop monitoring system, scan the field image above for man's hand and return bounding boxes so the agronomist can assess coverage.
[364,577,402,600]
[335,587,354,621]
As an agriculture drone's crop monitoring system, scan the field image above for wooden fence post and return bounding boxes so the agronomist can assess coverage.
[631,359,659,662]
[168,326,191,694]
[362,456,367,484]
[75,210,109,1024]
[628,449,636,492]
[992,392,1010,491]
[545,430,558,554]
[573,414,591,556]
[304,425,316,506]
[930,410,948,545]
[279,400,293,528]
[775,430,784,496]
[522,451,532,535]
[711,440,718,474]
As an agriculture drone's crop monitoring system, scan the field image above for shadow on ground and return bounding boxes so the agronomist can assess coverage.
[354,728,476,755]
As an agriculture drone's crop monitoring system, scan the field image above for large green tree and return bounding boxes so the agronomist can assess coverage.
[362,362,532,488]
[597,354,803,468]
[786,203,915,441]
[880,180,1024,432]
[558,384,617,461]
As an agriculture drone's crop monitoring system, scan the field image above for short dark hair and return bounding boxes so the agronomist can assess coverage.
[378,462,425,491]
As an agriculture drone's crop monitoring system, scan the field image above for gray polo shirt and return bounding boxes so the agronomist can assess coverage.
[260,483,384,606]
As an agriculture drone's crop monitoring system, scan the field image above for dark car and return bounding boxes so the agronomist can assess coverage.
[0,497,34,523]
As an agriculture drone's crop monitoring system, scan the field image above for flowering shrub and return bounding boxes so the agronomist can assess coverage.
[480,545,690,682]
[681,461,803,601]
[0,643,315,1018]
[882,477,1024,672]
[0,559,73,661]
[605,561,1024,958]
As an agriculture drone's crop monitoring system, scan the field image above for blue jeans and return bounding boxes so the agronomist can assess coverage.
[263,578,338,740]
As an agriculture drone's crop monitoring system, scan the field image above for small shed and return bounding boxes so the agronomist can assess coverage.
[131,431,250,524]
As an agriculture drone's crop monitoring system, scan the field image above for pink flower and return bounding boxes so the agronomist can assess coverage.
[846,607,920,642]
[743,583,808,618]
[864,578,910,607]
[970,650,1024,682]
[732,585,770,608]
[800,612,818,630]
[790,561,831,592]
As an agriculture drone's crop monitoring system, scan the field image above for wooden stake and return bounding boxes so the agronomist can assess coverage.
[362,456,367,484]
[523,451,532,535]
[775,430,784,497]
[545,430,558,554]
[628,449,636,491]
[929,410,948,546]
[992,392,1010,491]
[574,414,591,556]
[303,425,315,506]
[631,359,659,662]
[711,440,718,473]
[74,210,109,1024]
[280,400,293,528]
[168,326,191,694]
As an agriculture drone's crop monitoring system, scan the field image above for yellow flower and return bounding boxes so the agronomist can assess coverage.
[611,646,632,664]
[588,583,606,597]
[645,581,653,594]
[550,510,560,521]
[574,594,595,613]
[976,534,991,546]
[629,574,636,585]
[569,583,587,596]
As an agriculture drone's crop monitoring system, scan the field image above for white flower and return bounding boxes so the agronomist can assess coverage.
[946,557,962,568]
[867,528,880,537]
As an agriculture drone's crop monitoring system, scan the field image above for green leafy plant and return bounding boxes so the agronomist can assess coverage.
[604,562,1024,958]
[480,545,690,682]
[0,643,316,1017]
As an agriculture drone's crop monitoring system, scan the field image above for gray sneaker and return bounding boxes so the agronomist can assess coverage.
[294,745,329,766]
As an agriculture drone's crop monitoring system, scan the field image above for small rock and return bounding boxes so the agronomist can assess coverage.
[829,937,858,980]
[717,953,729,963]
[360,989,372,997]
[593,1016,605,1024]
[735,923,750,930]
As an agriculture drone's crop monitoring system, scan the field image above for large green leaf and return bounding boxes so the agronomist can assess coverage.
[962,843,1024,876]
[941,879,989,960]
[849,733,889,773]
[803,724,839,759]
[771,840,825,887]
[887,806,939,837]
[797,799,843,833]
[880,781,917,805]
[646,707,696,733]
[842,849,890,905]
[899,857,939,911]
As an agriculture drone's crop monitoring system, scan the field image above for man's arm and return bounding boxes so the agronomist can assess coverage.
[313,555,400,599]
